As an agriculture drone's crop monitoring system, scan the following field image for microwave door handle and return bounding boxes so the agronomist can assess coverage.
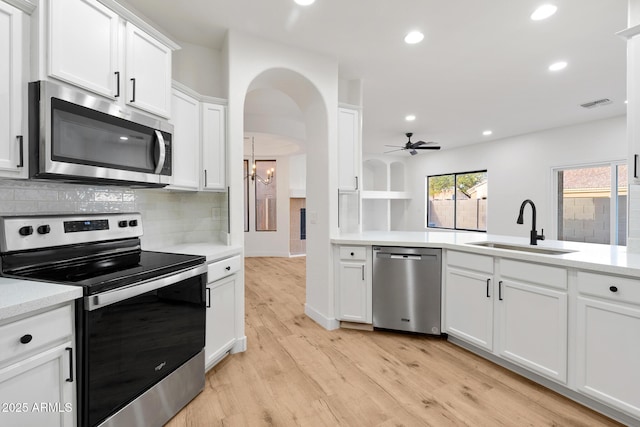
[154,130,166,174]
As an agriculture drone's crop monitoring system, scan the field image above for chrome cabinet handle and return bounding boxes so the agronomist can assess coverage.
[361,265,365,280]
[204,170,208,187]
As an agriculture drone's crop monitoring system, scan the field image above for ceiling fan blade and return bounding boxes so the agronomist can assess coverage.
[384,148,404,153]
[384,144,404,148]
[413,146,441,150]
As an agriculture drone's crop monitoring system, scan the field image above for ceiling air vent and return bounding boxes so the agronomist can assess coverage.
[580,98,612,109]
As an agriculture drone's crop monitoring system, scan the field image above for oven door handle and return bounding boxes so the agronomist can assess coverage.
[85,264,207,311]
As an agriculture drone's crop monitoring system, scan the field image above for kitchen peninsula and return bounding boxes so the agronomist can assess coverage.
[332,230,640,426]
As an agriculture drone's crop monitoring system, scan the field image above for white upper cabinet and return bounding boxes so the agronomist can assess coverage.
[168,87,200,190]
[45,0,174,118]
[201,102,226,191]
[337,107,361,191]
[125,22,172,117]
[0,0,28,179]
[48,0,119,98]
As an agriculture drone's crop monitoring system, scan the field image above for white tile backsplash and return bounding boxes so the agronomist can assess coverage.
[0,180,227,249]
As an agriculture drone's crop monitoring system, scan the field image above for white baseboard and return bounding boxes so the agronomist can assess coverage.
[305,304,340,330]
[231,336,247,354]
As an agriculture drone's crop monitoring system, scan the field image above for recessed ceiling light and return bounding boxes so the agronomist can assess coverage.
[548,61,567,71]
[294,0,315,5]
[404,31,424,44]
[482,130,493,136]
[405,114,416,121]
[531,4,557,21]
[625,100,628,104]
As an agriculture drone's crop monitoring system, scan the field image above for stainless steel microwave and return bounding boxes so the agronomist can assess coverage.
[28,81,172,187]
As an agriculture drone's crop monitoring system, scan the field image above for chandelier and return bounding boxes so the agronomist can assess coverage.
[245,136,275,185]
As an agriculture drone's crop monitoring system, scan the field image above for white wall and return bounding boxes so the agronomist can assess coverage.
[404,115,627,239]
[244,155,291,257]
[225,31,339,329]
[172,41,225,98]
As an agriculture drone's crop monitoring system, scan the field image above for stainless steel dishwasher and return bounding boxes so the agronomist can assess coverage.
[372,246,442,334]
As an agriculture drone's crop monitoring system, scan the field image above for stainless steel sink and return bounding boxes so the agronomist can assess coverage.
[468,241,576,255]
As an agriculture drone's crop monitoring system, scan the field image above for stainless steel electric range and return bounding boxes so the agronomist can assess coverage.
[0,213,207,427]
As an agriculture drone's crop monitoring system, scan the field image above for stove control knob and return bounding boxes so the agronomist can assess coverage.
[19,226,33,236]
[37,225,51,235]
[118,220,128,228]
[128,220,138,227]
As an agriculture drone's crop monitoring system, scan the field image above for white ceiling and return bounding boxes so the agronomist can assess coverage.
[122,0,628,155]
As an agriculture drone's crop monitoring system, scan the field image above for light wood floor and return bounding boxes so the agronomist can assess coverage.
[166,257,622,426]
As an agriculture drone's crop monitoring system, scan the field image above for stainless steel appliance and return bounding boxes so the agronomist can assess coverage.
[28,81,173,187]
[372,246,442,334]
[0,213,206,427]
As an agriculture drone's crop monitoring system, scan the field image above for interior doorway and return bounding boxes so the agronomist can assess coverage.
[289,198,306,255]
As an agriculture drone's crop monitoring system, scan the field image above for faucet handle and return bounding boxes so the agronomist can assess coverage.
[538,228,545,241]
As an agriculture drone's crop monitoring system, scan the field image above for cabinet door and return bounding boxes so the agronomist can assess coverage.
[496,280,567,383]
[49,0,119,98]
[205,276,236,369]
[168,89,200,190]
[445,268,493,351]
[0,1,27,178]
[0,342,74,427]
[336,260,368,323]
[576,297,640,418]
[125,22,172,117]
[337,108,360,191]
[201,103,226,191]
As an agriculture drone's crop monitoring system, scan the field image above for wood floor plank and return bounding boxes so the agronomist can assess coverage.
[165,257,623,427]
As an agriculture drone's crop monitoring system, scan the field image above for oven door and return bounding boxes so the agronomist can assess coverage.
[78,265,206,427]
[29,80,172,187]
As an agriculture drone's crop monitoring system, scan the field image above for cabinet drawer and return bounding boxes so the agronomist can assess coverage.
[500,259,567,290]
[447,250,493,274]
[578,271,640,305]
[0,305,72,365]
[208,255,241,283]
[339,246,368,261]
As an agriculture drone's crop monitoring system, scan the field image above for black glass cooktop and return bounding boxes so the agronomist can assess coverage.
[1,239,205,295]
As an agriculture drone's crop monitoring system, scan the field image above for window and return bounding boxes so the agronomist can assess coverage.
[555,162,627,245]
[427,170,487,231]
[255,160,277,231]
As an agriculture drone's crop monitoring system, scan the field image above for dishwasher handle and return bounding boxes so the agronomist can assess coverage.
[376,253,437,260]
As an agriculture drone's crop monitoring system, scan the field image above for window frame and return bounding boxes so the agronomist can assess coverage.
[552,160,627,245]
[426,169,488,232]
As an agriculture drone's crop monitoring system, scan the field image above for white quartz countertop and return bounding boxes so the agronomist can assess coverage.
[0,277,82,322]
[161,242,242,263]
[332,231,640,276]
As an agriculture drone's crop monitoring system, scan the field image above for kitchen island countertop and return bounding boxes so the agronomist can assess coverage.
[332,230,640,276]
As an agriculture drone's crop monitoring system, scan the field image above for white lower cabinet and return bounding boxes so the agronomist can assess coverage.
[445,268,494,351]
[496,259,568,383]
[0,303,75,427]
[445,252,568,383]
[335,246,372,323]
[204,255,241,370]
[576,271,640,419]
[206,275,237,369]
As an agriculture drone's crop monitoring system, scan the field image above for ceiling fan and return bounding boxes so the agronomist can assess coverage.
[384,132,441,155]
